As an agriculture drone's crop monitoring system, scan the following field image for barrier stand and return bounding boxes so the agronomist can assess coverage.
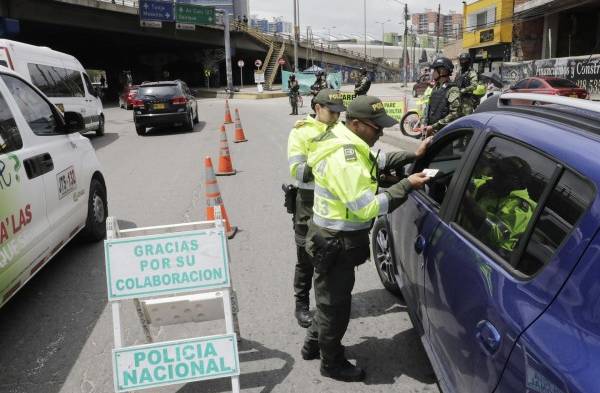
[105,217,241,393]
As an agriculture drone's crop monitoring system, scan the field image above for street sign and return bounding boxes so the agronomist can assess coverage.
[237,60,245,68]
[278,58,286,66]
[254,59,262,68]
[112,334,239,392]
[140,20,163,28]
[176,23,196,31]
[139,0,174,22]
[254,72,265,84]
[175,3,215,25]
[104,228,230,301]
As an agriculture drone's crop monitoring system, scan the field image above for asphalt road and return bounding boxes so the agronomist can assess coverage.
[0,83,438,393]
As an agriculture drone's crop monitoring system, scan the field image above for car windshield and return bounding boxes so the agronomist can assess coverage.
[138,85,179,97]
[547,79,579,88]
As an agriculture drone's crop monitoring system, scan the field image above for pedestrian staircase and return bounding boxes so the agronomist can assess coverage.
[233,21,286,90]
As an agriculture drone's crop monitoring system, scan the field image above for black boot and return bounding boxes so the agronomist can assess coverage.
[295,304,313,328]
[320,359,366,382]
[300,340,320,360]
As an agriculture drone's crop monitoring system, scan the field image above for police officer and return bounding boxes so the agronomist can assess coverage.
[301,95,431,381]
[455,53,480,115]
[288,74,300,115]
[354,68,371,96]
[422,57,461,136]
[287,89,346,328]
[310,71,329,110]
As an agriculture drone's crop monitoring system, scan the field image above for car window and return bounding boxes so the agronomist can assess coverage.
[455,137,557,268]
[138,85,179,97]
[414,130,474,207]
[517,170,594,275]
[0,89,22,155]
[513,79,529,89]
[1,74,58,135]
[547,79,579,88]
[528,79,544,89]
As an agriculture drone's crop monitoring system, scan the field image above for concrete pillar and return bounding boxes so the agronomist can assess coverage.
[542,13,559,59]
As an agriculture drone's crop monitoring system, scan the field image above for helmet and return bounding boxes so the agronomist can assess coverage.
[290,74,296,80]
[316,70,324,77]
[430,57,454,74]
[359,67,368,75]
[459,52,472,67]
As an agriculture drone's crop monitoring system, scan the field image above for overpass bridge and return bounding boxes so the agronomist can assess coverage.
[0,0,397,100]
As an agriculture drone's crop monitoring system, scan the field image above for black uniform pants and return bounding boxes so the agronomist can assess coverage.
[294,244,314,308]
[289,95,299,115]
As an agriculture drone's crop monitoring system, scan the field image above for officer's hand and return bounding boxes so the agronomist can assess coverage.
[424,125,434,136]
[408,172,430,189]
[415,136,433,158]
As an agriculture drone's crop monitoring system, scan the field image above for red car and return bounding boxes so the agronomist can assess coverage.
[119,85,139,109]
[507,77,589,99]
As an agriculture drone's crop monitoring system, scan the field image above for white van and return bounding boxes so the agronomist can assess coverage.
[0,39,105,136]
[0,66,107,308]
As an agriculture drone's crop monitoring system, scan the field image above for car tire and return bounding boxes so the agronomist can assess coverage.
[135,124,146,135]
[185,110,194,131]
[371,217,402,296]
[81,178,107,242]
[413,88,418,98]
[95,114,105,136]
[127,104,132,110]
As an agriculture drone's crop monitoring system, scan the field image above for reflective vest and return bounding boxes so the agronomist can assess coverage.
[307,122,389,231]
[288,115,334,190]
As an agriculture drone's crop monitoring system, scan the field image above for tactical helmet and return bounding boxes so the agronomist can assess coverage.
[430,57,454,74]
[459,52,472,66]
[360,67,368,75]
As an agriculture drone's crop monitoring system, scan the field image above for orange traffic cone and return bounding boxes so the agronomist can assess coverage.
[233,109,248,143]
[204,157,237,238]
[216,126,236,176]
[224,100,233,124]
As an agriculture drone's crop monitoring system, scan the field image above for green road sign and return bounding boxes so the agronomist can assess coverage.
[175,4,215,25]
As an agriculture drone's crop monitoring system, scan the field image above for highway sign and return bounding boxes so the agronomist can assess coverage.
[176,23,196,31]
[112,334,239,392]
[278,58,286,65]
[104,228,230,301]
[175,3,215,25]
[140,20,163,28]
[237,60,245,68]
[139,0,174,22]
[254,59,262,68]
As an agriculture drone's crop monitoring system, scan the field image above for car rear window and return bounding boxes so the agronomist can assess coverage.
[138,85,179,97]
[546,79,579,88]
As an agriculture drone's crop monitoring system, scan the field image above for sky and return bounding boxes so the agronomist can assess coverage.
[248,0,465,38]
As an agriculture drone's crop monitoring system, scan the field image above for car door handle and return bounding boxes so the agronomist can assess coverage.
[23,153,54,180]
[476,320,501,354]
[414,235,426,254]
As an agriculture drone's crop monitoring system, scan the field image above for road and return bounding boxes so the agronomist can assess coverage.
[0,83,438,393]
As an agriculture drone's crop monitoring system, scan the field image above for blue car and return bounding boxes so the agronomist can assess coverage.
[372,93,600,393]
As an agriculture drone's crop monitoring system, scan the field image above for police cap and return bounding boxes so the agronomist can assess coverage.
[347,95,398,128]
[313,89,346,113]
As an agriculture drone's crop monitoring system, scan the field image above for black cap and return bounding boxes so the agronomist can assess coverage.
[347,95,397,128]
[313,89,346,113]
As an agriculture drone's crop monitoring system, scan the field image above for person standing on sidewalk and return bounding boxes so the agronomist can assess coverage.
[287,90,346,328]
[288,74,300,115]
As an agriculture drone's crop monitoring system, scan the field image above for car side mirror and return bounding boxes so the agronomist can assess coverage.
[63,111,85,133]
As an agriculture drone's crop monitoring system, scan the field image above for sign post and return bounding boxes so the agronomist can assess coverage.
[105,218,241,393]
[237,60,245,89]
[254,60,263,93]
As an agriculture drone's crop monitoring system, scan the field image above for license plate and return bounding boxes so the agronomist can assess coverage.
[153,103,166,110]
[57,166,77,199]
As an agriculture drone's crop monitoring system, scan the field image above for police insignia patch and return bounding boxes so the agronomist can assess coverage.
[344,145,357,161]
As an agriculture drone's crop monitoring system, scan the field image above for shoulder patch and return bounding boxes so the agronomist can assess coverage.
[343,144,357,161]
[294,120,306,128]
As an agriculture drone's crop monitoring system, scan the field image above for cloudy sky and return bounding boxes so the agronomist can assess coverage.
[248,0,465,37]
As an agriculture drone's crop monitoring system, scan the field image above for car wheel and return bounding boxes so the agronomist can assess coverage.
[81,178,107,242]
[371,218,402,296]
[185,110,194,131]
[127,104,132,110]
[135,124,146,135]
[413,88,418,98]
[95,114,105,136]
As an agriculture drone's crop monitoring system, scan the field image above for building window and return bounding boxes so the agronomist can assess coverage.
[467,6,496,32]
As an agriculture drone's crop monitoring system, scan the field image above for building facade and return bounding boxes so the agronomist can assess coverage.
[411,9,463,39]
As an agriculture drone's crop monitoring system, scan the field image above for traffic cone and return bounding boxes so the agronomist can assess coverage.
[224,100,233,124]
[216,126,236,176]
[233,109,248,143]
[204,157,237,239]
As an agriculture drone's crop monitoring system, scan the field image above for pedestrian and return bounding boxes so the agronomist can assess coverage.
[100,75,106,88]
[301,95,431,381]
[455,52,480,115]
[243,15,248,26]
[421,57,461,136]
[288,74,300,115]
[286,89,346,328]
[353,67,371,96]
[310,71,328,110]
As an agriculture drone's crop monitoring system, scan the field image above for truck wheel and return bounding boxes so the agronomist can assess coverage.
[81,179,107,242]
[95,115,105,136]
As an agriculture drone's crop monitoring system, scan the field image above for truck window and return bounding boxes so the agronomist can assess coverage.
[27,63,84,98]
[0,89,22,155]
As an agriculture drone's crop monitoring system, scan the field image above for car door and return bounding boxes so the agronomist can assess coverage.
[389,128,477,331]
[1,73,86,249]
[422,128,598,392]
[0,74,50,305]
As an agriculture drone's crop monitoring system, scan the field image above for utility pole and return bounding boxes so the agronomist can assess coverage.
[411,26,416,82]
[403,3,409,87]
[363,0,367,64]
[293,0,299,73]
[435,3,440,54]
[224,12,233,92]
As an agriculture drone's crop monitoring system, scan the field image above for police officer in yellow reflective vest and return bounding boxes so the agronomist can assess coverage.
[287,89,346,328]
[301,95,431,381]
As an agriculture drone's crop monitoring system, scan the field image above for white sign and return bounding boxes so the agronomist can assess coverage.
[254,59,262,68]
[176,23,196,30]
[237,60,245,68]
[104,229,230,301]
[254,72,265,84]
[113,334,239,392]
[140,20,162,28]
